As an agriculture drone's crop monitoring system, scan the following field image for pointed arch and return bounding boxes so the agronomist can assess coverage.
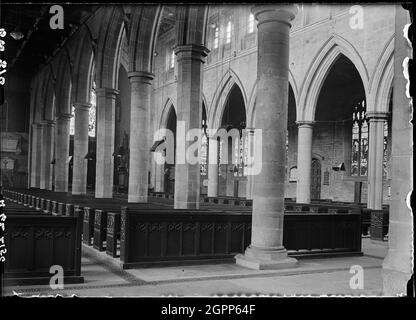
[72,27,95,104]
[298,34,369,121]
[208,69,248,130]
[128,5,162,73]
[54,51,73,115]
[32,73,45,123]
[368,35,394,113]
[159,98,176,129]
[95,7,125,89]
[43,76,56,121]
[30,77,39,124]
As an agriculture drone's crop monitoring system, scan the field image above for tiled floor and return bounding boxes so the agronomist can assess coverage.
[2,238,390,297]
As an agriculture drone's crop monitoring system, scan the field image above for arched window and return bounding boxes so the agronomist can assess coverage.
[89,82,96,137]
[166,49,174,70]
[351,99,368,176]
[69,106,75,135]
[248,13,254,33]
[216,126,248,177]
[226,21,232,44]
[200,119,208,176]
[69,84,96,137]
[170,50,175,69]
[213,26,219,49]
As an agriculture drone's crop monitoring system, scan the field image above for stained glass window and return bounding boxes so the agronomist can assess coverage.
[234,131,244,177]
[234,122,247,177]
[200,119,208,176]
[383,120,388,176]
[351,99,367,176]
[216,125,247,177]
[69,106,75,135]
[89,83,96,137]
[69,88,96,137]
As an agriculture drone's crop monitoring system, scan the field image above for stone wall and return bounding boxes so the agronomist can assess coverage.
[149,4,395,203]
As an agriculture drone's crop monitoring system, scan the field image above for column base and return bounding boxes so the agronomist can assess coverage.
[72,190,87,196]
[95,192,113,199]
[174,201,200,210]
[382,268,412,296]
[235,246,298,270]
[128,195,148,203]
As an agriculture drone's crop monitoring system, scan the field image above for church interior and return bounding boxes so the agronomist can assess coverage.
[0,4,413,296]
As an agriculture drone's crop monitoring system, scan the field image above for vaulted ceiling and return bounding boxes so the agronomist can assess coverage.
[2,4,182,75]
[157,6,177,37]
[1,4,97,74]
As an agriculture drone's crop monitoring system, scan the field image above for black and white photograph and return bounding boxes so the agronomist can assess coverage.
[0,2,414,301]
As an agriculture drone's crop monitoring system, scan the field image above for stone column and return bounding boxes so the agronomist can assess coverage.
[127,71,154,203]
[366,112,388,210]
[173,45,209,209]
[95,88,119,198]
[30,123,43,188]
[154,162,165,192]
[72,102,91,195]
[207,134,219,197]
[235,5,298,270]
[245,129,255,200]
[39,120,55,190]
[382,5,412,296]
[54,113,72,192]
[296,121,314,203]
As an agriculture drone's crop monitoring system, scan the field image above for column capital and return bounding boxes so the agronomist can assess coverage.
[252,4,298,27]
[32,122,43,129]
[366,111,389,121]
[95,87,119,99]
[73,102,92,111]
[128,71,155,84]
[296,120,315,128]
[41,119,56,127]
[173,44,210,63]
[56,112,73,121]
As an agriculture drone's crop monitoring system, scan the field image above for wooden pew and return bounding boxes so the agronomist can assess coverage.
[118,208,362,268]
[93,209,108,251]
[4,201,47,215]
[370,209,389,241]
[106,212,121,257]
[361,208,371,236]
[92,203,168,253]
[3,209,84,285]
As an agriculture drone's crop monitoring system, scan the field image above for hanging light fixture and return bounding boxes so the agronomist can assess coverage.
[11,12,24,40]
[10,28,24,40]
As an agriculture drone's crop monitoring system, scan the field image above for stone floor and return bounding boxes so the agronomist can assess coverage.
[2,238,390,297]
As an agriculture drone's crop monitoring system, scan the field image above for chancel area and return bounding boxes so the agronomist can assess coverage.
[0,4,413,296]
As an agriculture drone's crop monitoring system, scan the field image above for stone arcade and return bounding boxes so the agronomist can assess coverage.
[1,4,413,296]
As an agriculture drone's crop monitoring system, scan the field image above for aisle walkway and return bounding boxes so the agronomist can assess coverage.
[3,239,388,297]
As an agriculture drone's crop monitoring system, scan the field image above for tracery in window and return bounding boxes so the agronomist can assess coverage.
[351,99,368,176]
